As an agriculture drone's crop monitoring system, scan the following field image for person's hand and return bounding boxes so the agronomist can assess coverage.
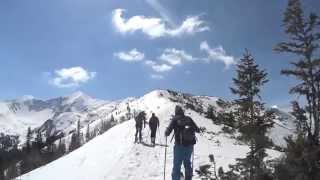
[165,130,170,137]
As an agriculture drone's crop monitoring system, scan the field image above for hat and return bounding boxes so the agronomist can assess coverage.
[175,105,184,116]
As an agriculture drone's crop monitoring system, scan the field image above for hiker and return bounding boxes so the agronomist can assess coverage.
[135,111,146,143]
[149,113,160,145]
[165,106,200,180]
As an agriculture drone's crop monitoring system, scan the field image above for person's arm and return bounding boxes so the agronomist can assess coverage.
[165,118,175,136]
[148,118,151,128]
[156,118,160,129]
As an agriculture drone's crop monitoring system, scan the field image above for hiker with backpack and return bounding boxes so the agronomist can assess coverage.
[149,113,160,146]
[135,111,146,143]
[165,105,200,180]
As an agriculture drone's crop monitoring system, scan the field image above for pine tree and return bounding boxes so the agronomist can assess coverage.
[68,133,78,152]
[273,0,320,179]
[26,127,32,152]
[230,49,274,180]
[110,114,117,128]
[77,120,81,140]
[0,134,6,180]
[110,114,115,123]
[69,121,82,152]
[35,130,43,150]
[85,124,91,142]
[206,105,216,121]
[274,0,320,145]
[100,120,106,133]
[291,101,308,135]
[57,138,66,156]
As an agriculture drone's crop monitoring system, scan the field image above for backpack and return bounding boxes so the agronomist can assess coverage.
[176,116,196,146]
[135,113,144,127]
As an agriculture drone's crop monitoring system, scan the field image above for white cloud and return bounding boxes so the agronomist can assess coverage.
[50,67,96,88]
[152,64,172,72]
[200,41,236,68]
[159,48,195,66]
[112,9,209,38]
[168,16,210,37]
[114,49,145,62]
[145,60,172,72]
[150,74,164,79]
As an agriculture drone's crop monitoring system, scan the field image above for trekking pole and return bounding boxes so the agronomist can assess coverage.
[192,146,195,177]
[157,127,161,144]
[164,136,167,180]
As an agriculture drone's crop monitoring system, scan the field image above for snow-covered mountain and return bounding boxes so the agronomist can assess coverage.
[0,91,113,142]
[15,89,295,180]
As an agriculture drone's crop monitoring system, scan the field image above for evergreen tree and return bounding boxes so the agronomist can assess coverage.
[35,130,43,150]
[57,138,66,156]
[110,115,115,123]
[274,0,320,179]
[206,105,216,120]
[100,120,106,133]
[6,163,18,179]
[68,133,79,152]
[85,124,91,142]
[26,127,32,152]
[69,121,82,152]
[77,120,81,140]
[274,0,320,144]
[230,49,274,180]
[291,101,308,135]
[0,157,4,180]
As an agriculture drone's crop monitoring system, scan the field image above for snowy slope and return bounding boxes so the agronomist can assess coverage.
[20,90,285,180]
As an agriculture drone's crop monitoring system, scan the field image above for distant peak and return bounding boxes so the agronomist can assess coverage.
[67,91,92,102]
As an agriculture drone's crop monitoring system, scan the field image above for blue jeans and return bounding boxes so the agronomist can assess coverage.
[172,144,194,180]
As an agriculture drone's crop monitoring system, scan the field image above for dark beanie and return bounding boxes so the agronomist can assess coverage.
[175,105,184,116]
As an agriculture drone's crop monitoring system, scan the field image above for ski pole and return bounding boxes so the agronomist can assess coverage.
[157,127,161,144]
[192,146,195,177]
[164,136,167,180]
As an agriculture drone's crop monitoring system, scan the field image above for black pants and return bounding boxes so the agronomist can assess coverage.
[135,126,142,142]
[150,128,157,138]
[150,128,157,144]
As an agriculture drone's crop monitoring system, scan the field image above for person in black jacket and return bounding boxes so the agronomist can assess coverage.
[165,105,200,180]
[135,111,146,143]
[149,113,159,146]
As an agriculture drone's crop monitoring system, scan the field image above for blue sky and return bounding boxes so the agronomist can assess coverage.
[0,0,319,109]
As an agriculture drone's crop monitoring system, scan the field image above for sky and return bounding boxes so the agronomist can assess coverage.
[0,0,319,109]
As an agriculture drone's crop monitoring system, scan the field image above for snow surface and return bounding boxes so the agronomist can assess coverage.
[20,90,283,180]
